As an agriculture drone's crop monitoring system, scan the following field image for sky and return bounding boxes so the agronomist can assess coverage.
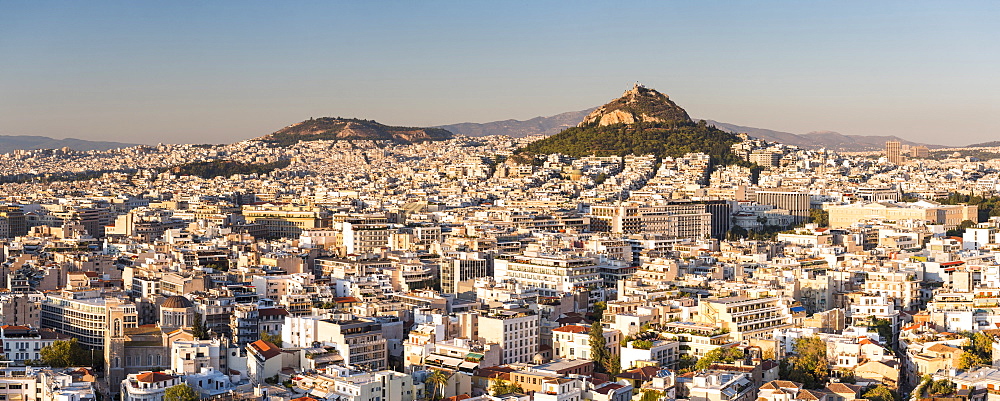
[1,1,998,146]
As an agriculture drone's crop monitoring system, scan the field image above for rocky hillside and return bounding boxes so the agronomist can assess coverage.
[579,84,691,126]
[516,85,744,165]
[260,117,453,146]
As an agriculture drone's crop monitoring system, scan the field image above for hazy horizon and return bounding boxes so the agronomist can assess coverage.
[2,1,998,146]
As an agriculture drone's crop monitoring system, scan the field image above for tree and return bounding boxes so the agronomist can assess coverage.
[807,208,829,227]
[867,317,894,349]
[676,354,697,373]
[589,321,611,373]
[946,219,977,237]
[863,384,898,401]
[427,369,449,400]
[588,301,607,322]
[640,390,664,401]
[927,379,955,396]
[192,313,209,340]
[607,353,621,376]
[39,338,88,367]
[779,336,829,389]
[695,347,744,371]
[490,378,523,396]
[164,383,199,401]
[958,332,994,370]
[836,369,856,384]
[260,332,282,347]
[631,340,654,350]
[958,350,988,370]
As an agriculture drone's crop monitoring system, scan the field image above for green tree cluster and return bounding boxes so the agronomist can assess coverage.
[588,301,607,322]
[957,332,993,370]
[938,193,1000,221]
[694,347,744,371]
[924,379,956,396]
[863,384,899,401]
[260,332,282,347]
[946,220,978,237]
[164,383,200,401]
[779,336,829,389]
[39,339,93,368]
[807,208,829,227]
[865,317,894,349]
[164,159,291,179]
[516,121,746,167]
[490,378,524,396]
[639,390,664,401]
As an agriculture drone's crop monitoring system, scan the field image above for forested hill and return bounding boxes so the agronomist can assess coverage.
[258,117,453,146]
[515,85,744,165]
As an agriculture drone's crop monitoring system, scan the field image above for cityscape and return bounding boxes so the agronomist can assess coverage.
[1,3,999,401]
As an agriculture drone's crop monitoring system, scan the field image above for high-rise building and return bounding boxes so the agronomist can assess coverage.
[885,140,903,164]
[910,145,930,159]
[588,203,712,239]
[440,252,492,297]
[754,190,812,224]
[0,204,26,238]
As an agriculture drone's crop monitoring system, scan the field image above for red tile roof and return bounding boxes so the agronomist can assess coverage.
[135,371,176,383]
[249,340,281,359]
[552,325,589,334]
[259,308,289,317]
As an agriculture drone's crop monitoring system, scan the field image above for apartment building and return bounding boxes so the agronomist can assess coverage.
[40,290,138,349]
[589,203,712,239]
[282,316,388,370]
[477,309,540,365]
[694,296,794,341]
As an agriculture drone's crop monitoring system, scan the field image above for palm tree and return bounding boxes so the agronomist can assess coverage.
[427,369,449,400]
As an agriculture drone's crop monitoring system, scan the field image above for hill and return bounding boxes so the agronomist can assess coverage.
[259,117,453,146]
[0,135,138,154]
[439,106,944,152]
[967,141,1000,148]
[436,108,596,138]
[516,85,744,165]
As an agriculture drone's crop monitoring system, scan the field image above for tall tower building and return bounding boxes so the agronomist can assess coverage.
[885,140,903,164]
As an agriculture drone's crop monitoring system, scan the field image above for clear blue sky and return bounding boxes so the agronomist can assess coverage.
[1,1,998,145]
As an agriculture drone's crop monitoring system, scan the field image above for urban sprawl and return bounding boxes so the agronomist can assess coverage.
[1,134,1000,401]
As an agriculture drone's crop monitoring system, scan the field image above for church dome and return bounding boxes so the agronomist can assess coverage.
[162,295,193,309]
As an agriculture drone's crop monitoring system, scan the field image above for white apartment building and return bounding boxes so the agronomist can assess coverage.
[0,366,41,401]
[121,371,182,401]
[170,339,226,376]
[552,324,621,361]
[477,309,540,365]
[694,296,794,341]
[493,253,603,298]
[282,316,388,370]
[0,325,69,363]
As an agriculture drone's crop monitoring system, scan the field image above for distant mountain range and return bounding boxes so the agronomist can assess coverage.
[0,135,138,154]
[436,109,596,138]
[440,108,946,152]
[700,121,943,152]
